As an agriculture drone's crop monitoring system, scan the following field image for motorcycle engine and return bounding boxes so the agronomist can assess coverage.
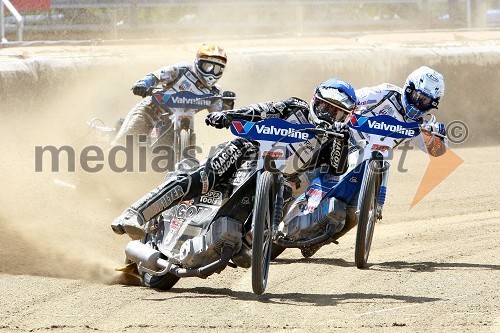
[178,217,242,269]
[281,197,347,241]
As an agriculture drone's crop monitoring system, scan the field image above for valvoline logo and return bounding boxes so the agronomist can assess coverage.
[231,118,315,143]
[152,91,216,110]
[349,114,420,139]
[153,93,171,105]
[232,121,255,134]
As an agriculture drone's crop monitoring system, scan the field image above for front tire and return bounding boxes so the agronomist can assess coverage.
[179,129,191,162]
[355,160,381,269]
[251,171,275,295]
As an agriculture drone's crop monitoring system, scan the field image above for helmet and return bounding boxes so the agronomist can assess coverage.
[402,66,445,120]
[309,78,357,126]
[194,43,227,87]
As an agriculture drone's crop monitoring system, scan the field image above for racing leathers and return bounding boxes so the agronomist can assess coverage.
[350,83,449,218]
[112,62,233,146]
[111,97,351,239]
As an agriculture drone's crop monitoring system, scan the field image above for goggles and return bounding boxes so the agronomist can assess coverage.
[406,86,439,111]
[198,60,225,77]
[313,96,352,122]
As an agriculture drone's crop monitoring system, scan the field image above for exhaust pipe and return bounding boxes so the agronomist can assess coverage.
[275,224,336,248]
[171,245,233,278]
[125,241,171,275]
[125,241,234,278]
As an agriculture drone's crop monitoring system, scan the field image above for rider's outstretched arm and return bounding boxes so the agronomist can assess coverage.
[413,120,448,157]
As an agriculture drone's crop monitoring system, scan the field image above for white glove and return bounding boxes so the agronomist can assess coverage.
[424,121,446,137]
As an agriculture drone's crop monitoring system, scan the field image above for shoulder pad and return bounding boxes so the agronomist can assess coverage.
[287,97,309,109]
[379,83,403,94]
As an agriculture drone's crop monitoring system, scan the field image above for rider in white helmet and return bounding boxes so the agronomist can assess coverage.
[112,43,235,146]
[349,66,448,223]
[354,66,447,157]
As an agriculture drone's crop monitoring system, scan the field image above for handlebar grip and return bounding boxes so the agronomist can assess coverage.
[307,128,344,138]
[420,127,446,139]
[223,115,233,128]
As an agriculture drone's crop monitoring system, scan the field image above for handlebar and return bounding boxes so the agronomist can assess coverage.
[225,113,346,139]
[223,112,263,127]
[302,127,345,139]
[148,86,234,102]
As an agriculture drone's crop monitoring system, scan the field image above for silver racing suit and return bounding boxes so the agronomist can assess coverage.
[113,62,229,146]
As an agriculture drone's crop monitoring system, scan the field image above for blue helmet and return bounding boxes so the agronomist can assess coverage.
[402,66,445,120]
[309,78,357,126]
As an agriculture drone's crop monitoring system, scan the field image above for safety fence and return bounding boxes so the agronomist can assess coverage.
[1,0,499,42]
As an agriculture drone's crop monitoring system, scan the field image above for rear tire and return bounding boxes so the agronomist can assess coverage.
[355,160,381,269]
[140,234,180,290]
[142,269,180,290]
[251,171,275,295]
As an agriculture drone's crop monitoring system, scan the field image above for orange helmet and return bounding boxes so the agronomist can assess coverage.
[194,43,227,87]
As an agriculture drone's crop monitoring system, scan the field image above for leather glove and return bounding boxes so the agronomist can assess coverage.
[222,91,236,110]
[332,121,350,141]
[205,112,230,129]
[131,75,156,97]
[424,121,446,137]
[132,81,150,97]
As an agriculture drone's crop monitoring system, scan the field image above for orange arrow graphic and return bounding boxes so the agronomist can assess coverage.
[410,147,464,209]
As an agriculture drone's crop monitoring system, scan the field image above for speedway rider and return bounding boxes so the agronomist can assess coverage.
[111,78,357,240]
[348,66,448,221]
[112,43,235,146]
[354,66,447,156]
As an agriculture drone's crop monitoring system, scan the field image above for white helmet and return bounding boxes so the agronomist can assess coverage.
[402,66,445,120]
[194,43,227,87]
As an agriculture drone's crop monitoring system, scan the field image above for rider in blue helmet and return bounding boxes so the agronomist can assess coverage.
[111,78,357,241]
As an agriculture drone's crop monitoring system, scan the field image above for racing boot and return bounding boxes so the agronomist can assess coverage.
[111,167,210,240]
[111,208,146,240]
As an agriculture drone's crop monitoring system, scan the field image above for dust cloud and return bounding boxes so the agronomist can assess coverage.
[0,67,157,283]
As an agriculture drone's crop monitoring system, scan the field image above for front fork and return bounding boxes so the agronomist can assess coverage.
[273,173,285,228]
[377,162,390,220]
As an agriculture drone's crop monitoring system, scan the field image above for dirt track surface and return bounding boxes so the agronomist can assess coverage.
[1,33,499,332]
[1,137,499,333]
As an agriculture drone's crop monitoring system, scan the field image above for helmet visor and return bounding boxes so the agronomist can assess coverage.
[198,60,225,77]
[313,96,352,122]
[407,88,439,111]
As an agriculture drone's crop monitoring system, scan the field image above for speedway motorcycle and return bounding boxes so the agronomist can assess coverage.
[87,86,235,169]
[120,116,325,295]
[270,113,443,269]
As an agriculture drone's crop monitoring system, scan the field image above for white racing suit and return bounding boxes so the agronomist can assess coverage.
[350,83,448,213]
[113,62,229,146]
[111,97,350,239]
